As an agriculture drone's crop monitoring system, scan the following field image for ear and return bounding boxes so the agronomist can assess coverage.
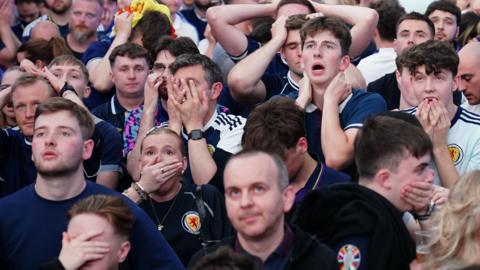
[182,156,188,173]
[339,55,350,72]
[110,70,114,83]
[395,69,402,87]
[117,241,131,263]
[82,139,94,160]
[375,169,392,190]
[296,137,308,154]
[210,82,223,100]
[282,185,295,213]
[452,74,459,92]
[82,86,91,99]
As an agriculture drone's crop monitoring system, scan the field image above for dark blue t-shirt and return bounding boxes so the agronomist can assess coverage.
[305,89,387,162]
[0,182,184,269]
[180,9,207,40]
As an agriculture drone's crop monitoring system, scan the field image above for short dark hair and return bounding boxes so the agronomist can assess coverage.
[130,10,173,53]
[396,12,435,38]
[371,1,406,42]
[169,54,223,86]
[242,97,305,158]
[458,12,480,47]
[401,40,459,76]
[276,0,315,15]
[300,16,352,56]
[34,97,95,139]
[11,73,56,98]
[355,114,432,179]
[68,194,134,238]
[425,0,461,26]
[190,246,262,270]
[151,36,199,62]
[285,14,309,32]
[109,43,149,67]
[49,54,89,83]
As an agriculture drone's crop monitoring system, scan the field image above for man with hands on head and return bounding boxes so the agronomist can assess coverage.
[295,16,386,178]
[402,40,480,189]
[164,54,245,191]
[224,2,379,106]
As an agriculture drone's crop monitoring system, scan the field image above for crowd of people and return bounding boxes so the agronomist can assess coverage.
[1,0,480,269]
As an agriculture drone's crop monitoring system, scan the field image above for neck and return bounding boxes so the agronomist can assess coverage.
[290,154,317,194]
[48,10,70,26]
[194,7,207,18]
[34,169,87,201]
[66,34,97,54]
[237,222,285,262]
[116,93,144,110]
[289,70,302,84]
[374,38,395,49]
[398,95,410,110]
[311,84,326,110]
[447,103,458,121]
[150,180,182,202]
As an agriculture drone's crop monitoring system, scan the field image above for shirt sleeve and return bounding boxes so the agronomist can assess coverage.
[343,92,387,130]
[334,236,369,270]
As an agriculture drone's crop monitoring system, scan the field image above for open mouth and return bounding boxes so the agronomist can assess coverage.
[424,97,438,102]
[312,64,325,71]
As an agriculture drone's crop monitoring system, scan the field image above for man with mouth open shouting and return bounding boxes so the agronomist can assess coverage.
[402,40,480,189]
[295,16,386,179]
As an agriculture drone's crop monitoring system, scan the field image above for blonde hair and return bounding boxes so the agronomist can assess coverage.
[426,171,480,269]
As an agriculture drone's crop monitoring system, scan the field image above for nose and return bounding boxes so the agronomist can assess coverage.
[240,191,253,208]
[424,77,435,93]
[44,132,57,147]
[25,104,36,119]
[128,68,135,78]
[458,77,466,92]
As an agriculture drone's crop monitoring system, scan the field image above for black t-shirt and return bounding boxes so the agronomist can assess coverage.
[367,72,400,110]
[139,182,232,266]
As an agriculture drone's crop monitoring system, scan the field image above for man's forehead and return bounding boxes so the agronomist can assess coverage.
[35,111,79,127]
[429,10,456,21]
[304,31,339,43]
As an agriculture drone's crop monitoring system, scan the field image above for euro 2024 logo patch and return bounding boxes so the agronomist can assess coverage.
[182,211,201,234]
[448,144,463,165]
[337,244,361,270]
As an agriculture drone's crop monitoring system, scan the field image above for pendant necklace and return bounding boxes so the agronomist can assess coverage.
[148,188,181,232]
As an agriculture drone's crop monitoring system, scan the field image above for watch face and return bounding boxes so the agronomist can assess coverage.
[189,130,204,140]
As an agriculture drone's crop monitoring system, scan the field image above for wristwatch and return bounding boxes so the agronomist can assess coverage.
[188,129,204,140]
[59,82,78,97]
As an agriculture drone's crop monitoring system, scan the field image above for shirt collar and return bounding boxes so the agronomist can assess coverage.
[234,225,294,259]
[110,95,127,115]
[304,92,353,113]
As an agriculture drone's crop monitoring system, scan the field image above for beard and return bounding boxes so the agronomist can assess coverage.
[70,26,96,44]
[34,152,83,179]
[36,160,82,179]
[46,0,71,15]
[194,0,218,11]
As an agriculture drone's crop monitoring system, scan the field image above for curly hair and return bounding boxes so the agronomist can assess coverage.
[401,40,459,76]
[426,170,480,269]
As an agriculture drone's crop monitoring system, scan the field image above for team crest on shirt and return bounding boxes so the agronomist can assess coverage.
[337,244,361,270]
[448,144,463,165]
[182,211,201,234]
[207,144,216,155]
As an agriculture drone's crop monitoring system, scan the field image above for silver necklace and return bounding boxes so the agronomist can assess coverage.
[148,185,181,231]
